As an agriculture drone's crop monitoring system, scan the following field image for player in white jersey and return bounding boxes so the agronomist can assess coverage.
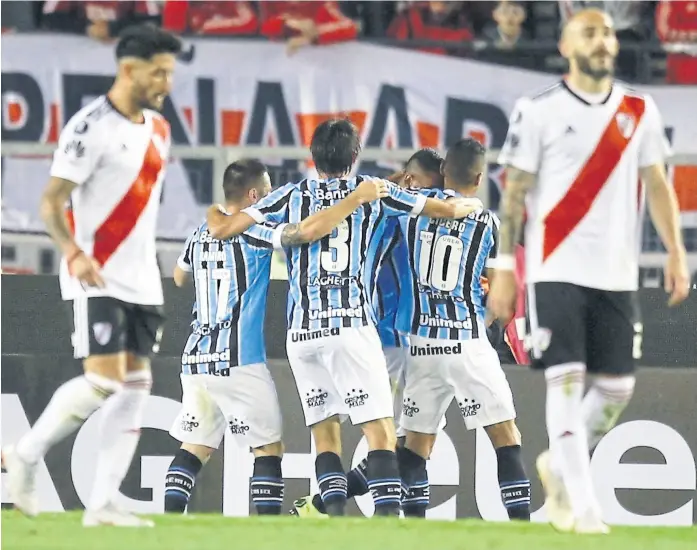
[489,9,690,534]
[2,25,182,527]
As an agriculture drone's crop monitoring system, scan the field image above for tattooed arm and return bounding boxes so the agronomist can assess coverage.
[497,167,536,257]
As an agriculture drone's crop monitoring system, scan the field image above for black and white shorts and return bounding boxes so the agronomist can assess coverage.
[68,296,165,359]
[526,282,641,375]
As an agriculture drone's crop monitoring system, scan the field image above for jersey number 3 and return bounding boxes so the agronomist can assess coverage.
[321,220,349,273]
[418,232,464,292]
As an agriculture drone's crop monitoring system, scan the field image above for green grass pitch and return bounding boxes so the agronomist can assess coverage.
[2,511,696,550]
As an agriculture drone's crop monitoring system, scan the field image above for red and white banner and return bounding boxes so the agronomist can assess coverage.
[2,34,696,238]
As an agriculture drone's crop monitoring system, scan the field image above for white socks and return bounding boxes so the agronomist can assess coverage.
[16,373,121,464]
[545,363,600,517]
[89,370,152,511]
[582,376,635,451]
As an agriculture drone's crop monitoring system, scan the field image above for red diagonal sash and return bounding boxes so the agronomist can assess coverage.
[543,95,646,261]
[93,116,169,266]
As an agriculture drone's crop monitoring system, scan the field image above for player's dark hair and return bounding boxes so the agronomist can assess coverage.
[406,148,445,188]
[115,24,182,60]
[222,159,268,202]
[444,138,487,187]
[310,119,362,177]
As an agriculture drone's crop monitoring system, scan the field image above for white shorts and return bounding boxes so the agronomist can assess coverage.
[287,325,394,427]
[401,335,516,433]
[169,364,283,450]
[384,346,408,436]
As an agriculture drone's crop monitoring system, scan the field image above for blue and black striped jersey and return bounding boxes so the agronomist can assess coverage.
[395,188,499,340]
[367,218,409,348]
[177,220,282,373]
[244,176,426,331]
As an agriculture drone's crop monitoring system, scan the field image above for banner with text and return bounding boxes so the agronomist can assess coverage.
[2,35,697,239]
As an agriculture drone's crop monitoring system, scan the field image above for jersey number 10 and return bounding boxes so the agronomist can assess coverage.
[418,231,464,292]
[321,220,350,273]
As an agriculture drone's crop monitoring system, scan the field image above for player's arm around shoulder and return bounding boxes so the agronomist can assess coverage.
[206,204,257,240]
[278,177,390,247]
[422,194,484,220]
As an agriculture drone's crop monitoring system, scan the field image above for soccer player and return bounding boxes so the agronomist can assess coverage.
[206,119,479,517]
[394,138,530,520]
[488,9,690,534]
[2,25,182,527]
[290,148,449,517]
[164,159,386,515]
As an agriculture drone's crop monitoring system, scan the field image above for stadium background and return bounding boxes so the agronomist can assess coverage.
[1,0,696,525]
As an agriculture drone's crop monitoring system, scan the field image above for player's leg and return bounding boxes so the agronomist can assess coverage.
[584,290,638,452]
[395,336,453,518]
[483,421,529,520]
[528,282,602,532]
[4,297,128,518]
[165,374,226,513]
[329,326,402,517]
[164,443,215,512]
[455,335,530,520]
[287,331,348,516]
[214,364,286,516]
[83,302,163,527]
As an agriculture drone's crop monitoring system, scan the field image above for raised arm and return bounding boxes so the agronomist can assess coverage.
[420,196,484,220]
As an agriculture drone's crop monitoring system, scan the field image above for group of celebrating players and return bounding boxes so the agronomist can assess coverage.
[4,6,689,536]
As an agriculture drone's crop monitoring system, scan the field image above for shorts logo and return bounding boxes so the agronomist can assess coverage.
[290,327,340,343]
[458,398,481,418]
[410,343,462,356]
[402,398,420,418]
[180,413,199,432]
[306,388,329,408]
[345,388,369,408]
[92,322,112,346]
[228,417,250,435]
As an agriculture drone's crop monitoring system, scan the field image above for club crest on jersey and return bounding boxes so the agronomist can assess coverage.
[92,322,112,346]
[615,112,636,139]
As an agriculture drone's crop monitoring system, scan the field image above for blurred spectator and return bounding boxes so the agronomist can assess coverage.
[42,1,160,42]
[260,1,359,55]
[387,1,473,56]
[480,1,537,70]
[340,1,396,38]
[482,1,529,49]
[162,0,258,35]
[656,0,697,84]
[1,1,38,33]
[558,1,650,79]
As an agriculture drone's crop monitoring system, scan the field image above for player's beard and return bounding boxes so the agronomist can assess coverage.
[574,53,615,81]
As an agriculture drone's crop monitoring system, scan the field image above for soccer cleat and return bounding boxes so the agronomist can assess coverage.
[536,451,574,533]
[289,495,327,519]
[574,509,610,534]
[83,503,155,527]
[2,445,39,517]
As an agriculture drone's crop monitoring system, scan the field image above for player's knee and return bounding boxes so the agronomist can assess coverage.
[405,431,436,459]
[126,354,151,373]
[485,420,521,448]
[361,417,397,451]
[253,441,284,458]
[83,353,129,383]
[181,443,215,464]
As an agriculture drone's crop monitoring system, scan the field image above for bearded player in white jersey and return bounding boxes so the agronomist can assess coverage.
[489,9,689,535]
[2,25,182,527]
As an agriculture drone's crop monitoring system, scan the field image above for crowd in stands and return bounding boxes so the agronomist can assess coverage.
[2,1,696,83]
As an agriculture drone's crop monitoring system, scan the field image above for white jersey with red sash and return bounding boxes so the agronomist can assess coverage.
[53,96,170,305]
[498,81,670,292]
